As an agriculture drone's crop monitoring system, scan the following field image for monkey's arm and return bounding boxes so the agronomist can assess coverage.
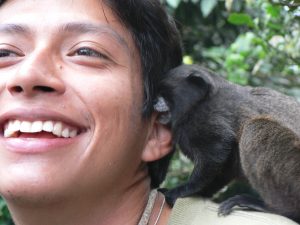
[220,117,300,223]
[166,132,237,206]
[165,155,226,206]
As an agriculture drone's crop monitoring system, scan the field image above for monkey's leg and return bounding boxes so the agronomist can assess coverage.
[165,167,212,206]
[238,117,300,221]
[166,126,236,206]
[165,157,229,206]
[218,194,266,216]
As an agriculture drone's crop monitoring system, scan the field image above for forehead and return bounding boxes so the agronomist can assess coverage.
[0,0,136,52]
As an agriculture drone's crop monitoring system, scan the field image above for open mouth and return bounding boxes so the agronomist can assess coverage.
[4,120,81,138]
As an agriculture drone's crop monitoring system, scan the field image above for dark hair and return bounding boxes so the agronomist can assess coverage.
[103,1,182,117]
[103,1,182,187]
[0,0,183,188]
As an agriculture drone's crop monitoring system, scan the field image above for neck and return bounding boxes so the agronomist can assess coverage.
[6,180,152,225]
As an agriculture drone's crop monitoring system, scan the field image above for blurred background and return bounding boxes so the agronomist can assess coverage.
[1,0,300,224]
[161,0,300,202]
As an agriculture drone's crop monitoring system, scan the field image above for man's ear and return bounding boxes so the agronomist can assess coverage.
[142,112,172,162]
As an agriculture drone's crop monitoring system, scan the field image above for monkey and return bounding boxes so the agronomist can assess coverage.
[154,64,300,222]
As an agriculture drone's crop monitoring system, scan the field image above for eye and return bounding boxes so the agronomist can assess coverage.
[71,47,109,60]
[0,49,19,58]
[0,45,24,67]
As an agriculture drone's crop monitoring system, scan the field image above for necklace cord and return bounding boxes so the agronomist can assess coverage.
[137,190,158,225]
[153,195,165,225]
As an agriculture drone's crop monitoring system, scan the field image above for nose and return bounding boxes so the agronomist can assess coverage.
[6,48,66,97]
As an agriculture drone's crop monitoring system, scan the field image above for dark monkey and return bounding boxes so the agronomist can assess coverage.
[155,64,300,222]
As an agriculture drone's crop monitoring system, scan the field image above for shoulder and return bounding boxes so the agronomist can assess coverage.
[168,197,298,225]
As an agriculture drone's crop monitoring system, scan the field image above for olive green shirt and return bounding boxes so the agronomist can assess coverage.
[168,197,298,225]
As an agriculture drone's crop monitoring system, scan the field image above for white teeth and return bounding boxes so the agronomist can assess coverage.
[31,121,43,133]
[20,121,32,133]
[43,121,54,132]
[53,122,63,137]
[3,120,80,138]
[4,122,16,138]
[4,129,12,138]
[61,128,70,138]
[69,130,77,138]
[11,120,21,132]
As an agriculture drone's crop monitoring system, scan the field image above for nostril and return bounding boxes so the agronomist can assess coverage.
[8,85,56,94]
[33,86,55,92]
[11,86,23,93]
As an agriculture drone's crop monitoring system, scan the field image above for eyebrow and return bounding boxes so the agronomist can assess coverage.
[0,24,28,34]
[0,22,130,51]
[60,22,130,51]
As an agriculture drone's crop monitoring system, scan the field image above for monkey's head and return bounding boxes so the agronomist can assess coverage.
[154,64,215,127]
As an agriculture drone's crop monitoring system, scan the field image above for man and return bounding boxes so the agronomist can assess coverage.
[0,1,297,225]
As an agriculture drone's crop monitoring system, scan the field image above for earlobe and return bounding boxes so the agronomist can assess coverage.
[142,115,172,162]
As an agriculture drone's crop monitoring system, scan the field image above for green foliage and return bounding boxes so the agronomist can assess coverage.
[228,13,255,27]
[0,198,12,225]
[163,0,300,92]
[223,0,300,93]
[163,150,194,189]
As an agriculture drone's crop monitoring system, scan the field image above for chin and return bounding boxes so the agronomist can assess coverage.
[0,163,73,206]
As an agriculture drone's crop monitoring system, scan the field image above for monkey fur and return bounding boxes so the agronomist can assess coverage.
[154,64,300,222]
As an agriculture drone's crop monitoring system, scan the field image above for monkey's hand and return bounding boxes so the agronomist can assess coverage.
[153,96,171,124]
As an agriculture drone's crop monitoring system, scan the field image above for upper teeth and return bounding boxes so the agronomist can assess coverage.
[4,120,79,138]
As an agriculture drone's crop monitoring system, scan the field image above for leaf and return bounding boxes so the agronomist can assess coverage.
[200,0,218,17]
[265,4,280,18]
[227,69,249,85]
[166,0,181,8]
[228,13,255,27]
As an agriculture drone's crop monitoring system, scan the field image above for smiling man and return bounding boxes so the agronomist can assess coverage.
[0,0,182,224]
[0,1,298,225]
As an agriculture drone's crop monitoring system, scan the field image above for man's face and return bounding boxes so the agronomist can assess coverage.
[0,0,149,203]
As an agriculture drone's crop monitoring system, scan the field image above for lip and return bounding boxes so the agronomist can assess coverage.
[1,136,84,154]
[0,108,89,154]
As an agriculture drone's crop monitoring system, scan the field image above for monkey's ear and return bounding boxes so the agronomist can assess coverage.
[186,71,210,98]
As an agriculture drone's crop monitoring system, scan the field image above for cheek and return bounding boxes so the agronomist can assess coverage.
[66,69,144,146]
[82,77,136,124]
[65,72,147,187]
[68,66,143,123]
[0,67,14,95]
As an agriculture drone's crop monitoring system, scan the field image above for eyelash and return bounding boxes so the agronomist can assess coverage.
[71,47,109,60]
[0,46,112,69]
[0,48,108,58]
[0,49,18,57]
